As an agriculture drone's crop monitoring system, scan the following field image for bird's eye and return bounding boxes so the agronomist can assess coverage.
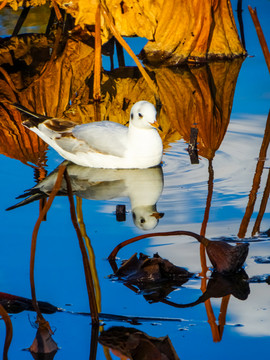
[140,218,145,224]
[138,112,143,118]
[131,113,134,120]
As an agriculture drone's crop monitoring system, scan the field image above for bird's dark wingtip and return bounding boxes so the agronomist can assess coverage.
[6,191,45,211]
[12,103,50,126]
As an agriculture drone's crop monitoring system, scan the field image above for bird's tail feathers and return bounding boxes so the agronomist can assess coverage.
[12,103,51,128]
[6,190,45,211]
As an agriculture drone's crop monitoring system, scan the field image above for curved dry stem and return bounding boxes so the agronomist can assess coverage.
[30,163,67,325]
[100,3,159,97]
[0,67,19,93]
[108,230,209,260]
[248,6,270,74]
[0,0,8,11]
[64,170,99,324]
[238,110,270,238]
[76,196,102,313]
[94,4,102,101]
[0,304,12,360]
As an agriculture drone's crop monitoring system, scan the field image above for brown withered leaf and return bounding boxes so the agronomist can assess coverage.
[114,253,193,303]
[99,326,180,360]
[206,241,249,274]
[154,59,244,159]
[0,291,58,314]
[0,33,243,162]
[0,102,47,167]
[162,270,250,308]
[141,0,246,64]
[53,0,245,64]
[30,327,58,359]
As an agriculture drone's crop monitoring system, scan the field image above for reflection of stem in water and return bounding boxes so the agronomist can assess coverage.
[0,67,18,93]
[94,4,102,101]
[238,111,270,238]
[116,40,125,67]
[200,159,214,277]
[199,160,222,342]
[30,163,67,324]
[89,324,99,360]
[34,166,48,221]
[0,26,63,94]
[0,304,12,360]
[207,304,221,342]
[12,6,31,37]
[64,170,99,324]
[30,26,63,91]
[237,0,246,51]
[252,169,270,236]
[46,6,57,36]
[100,2,159,96]
[76,197,102,313]
[248,6,270,74]
[218,295,230,339]
[52,0,63,22]
[103,346,113,360]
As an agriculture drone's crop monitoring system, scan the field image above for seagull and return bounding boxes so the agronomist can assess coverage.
[13,101,163,169]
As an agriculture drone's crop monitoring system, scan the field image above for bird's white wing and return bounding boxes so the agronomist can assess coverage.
[71,121,129,157]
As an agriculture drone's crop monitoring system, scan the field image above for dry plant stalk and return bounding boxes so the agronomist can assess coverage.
[30,163,67,326]
[100,3,159,96]
[198,159,221,342]
[76,197,102,313]
[248,6,270,74]
[64,170,99,324]
[94,4,102,101]
[200,160,214,276]
[238,111,270,238]
[252,166,270,236]
[52,0,63,22]
[108,230,248,274]
[0,304,12,360]
[0,0,7,10]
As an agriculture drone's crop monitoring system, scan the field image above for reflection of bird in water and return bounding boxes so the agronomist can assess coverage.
[13,101,163,169]
[7,161,164,230]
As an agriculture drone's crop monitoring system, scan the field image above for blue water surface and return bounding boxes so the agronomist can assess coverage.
[0,0,270,359]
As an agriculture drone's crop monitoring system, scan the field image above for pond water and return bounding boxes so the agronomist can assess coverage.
[0,0,270,359]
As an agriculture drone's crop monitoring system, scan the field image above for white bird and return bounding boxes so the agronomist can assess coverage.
[13,101,163,169]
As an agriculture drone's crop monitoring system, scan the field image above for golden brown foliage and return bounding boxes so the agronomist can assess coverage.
[0,33,243,166]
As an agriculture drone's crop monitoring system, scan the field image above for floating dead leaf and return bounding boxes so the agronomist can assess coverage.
[204,270,250,301]
[99,326,180,360]
[163,270,250,308]
[114,253,193,302]
[201,237,249,274]
[0,292,58,314]
[29,326,58,359]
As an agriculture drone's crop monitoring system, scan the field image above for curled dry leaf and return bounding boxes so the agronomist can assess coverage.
[201,237,249,274]
[99,326,180,360]
[114,253,193,302]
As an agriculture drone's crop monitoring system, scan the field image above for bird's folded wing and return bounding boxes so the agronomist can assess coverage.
[71,121,128,157]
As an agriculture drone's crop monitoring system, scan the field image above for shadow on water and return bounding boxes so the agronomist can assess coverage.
[0,1,270,359]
